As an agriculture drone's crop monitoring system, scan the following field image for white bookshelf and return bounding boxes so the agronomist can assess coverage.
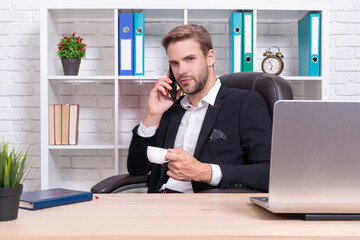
[40,0,329,190]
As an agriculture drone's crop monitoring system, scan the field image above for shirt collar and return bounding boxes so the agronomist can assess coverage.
[180,78,222,109]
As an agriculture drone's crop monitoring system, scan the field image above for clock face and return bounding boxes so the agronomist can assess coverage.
[262,56,283,75]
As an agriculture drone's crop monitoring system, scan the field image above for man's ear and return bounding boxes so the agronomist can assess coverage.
[207,49,215,66]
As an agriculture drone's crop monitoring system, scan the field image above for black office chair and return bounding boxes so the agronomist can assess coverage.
[91,72,293,194]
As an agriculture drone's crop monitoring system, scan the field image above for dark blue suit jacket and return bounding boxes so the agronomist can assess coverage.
[127,84,272,193]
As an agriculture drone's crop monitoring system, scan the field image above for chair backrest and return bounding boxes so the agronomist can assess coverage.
[219,72,293,120]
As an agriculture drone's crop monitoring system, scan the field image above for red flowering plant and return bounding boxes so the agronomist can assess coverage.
[57,32,87,59]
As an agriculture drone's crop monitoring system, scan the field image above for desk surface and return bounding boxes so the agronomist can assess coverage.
[0,193,360,240]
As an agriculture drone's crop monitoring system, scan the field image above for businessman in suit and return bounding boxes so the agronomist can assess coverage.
[127,24,272,193]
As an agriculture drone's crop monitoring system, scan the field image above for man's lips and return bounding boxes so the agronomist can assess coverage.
[179,78,192,85]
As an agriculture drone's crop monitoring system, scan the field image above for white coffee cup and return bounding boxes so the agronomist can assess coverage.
[147,146,168,164]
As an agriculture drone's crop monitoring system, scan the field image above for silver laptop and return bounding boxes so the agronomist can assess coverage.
[250,100,360,215]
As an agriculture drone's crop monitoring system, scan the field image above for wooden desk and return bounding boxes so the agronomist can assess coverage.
[0,193,359,240]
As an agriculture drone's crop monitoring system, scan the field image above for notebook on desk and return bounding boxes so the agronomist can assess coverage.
[250,100,360,220]
[20,188,93,210]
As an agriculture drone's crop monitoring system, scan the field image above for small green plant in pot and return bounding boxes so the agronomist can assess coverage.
[0,142,32,221]
[57,32,87,75]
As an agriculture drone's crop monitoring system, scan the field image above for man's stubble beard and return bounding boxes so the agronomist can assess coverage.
[178,63,209,96]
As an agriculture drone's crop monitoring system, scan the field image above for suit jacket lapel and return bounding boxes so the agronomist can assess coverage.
[194,85,228,157]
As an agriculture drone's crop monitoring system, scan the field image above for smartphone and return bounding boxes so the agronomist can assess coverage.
[168,65,177,101]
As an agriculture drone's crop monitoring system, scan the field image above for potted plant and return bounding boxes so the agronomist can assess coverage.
[0,142,32,221]
[57,32,87,75]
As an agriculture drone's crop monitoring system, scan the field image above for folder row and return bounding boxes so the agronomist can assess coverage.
[118,13,144,76]
[118,11,320,77]
[229,12,320,76]
[229,12,253,73]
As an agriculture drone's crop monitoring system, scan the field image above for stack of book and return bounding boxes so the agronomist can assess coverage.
[118,12,144,76]
[49,104,79,145]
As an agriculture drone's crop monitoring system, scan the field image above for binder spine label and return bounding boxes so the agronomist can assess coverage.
[120,39,132,70]
[311,16,319,55]
[135,35,143,74]
[234,35,241,72]
[244,14,252,54]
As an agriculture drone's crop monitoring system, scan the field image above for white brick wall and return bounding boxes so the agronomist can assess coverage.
[0,0,41,192]
[49,149,116,190]
[256,21,298,76]
[330,0,360,100]
[1,0,360,192]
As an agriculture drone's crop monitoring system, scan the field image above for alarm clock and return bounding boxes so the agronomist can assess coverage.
[261,46,284,75]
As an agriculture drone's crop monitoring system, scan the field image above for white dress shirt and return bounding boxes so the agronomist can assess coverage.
[137,79,223,193]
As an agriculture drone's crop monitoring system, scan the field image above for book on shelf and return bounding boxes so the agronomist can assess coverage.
[118,12,146,76]
[69,104,80,145]
[54,104,62,145]
[298,13,321,76]
[229,12,243,73]
[49,105,55,145]
[62,104,70,145]
[242,12,253,72]
[20,188,93,210]
[48,104,79,146]
[134,12,145,76]
[118,13,134,76]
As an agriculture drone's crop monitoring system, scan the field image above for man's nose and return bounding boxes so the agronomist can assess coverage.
[177,63,188,76]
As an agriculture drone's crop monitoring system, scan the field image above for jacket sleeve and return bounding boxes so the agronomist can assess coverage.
[219,91,272,192]
[127,125,156,176]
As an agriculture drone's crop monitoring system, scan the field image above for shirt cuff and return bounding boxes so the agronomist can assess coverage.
[209,164,223,186]
[137,121,158,137]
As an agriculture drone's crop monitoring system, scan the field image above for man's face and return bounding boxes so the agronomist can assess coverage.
[167,38,209,96]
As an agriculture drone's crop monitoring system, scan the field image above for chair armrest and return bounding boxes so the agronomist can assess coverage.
[91,174,149,193]
[199,188,262,193]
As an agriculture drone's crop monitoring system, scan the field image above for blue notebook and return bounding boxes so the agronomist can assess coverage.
[20,188,93,210]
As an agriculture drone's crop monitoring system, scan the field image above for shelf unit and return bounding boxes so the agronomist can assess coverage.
[40,0,329,190]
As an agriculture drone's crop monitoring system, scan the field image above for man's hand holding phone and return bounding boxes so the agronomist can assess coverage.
[142,68,180,128]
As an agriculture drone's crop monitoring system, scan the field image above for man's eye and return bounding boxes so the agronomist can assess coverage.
[171,62,178,66]
[188,58,194,61]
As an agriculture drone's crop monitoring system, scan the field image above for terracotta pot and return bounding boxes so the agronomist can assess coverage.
[0,184,23,221]
[61,58,81,75]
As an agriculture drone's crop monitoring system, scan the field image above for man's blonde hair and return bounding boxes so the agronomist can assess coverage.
[161,24,213,56]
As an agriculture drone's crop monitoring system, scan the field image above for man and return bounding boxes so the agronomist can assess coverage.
[127,24,272,193]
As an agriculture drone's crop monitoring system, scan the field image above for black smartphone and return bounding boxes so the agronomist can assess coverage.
[168,65,177,101]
